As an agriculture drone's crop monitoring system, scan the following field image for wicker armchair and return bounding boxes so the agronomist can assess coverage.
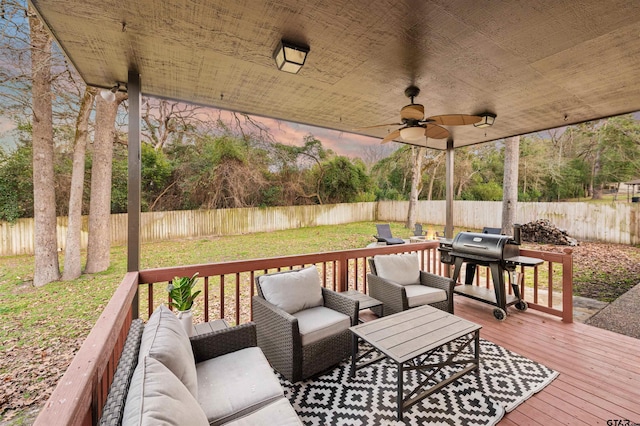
[367,256,454,316]
[252,267,359,383]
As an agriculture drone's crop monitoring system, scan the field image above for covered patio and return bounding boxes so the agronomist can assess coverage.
[28,0,640,424]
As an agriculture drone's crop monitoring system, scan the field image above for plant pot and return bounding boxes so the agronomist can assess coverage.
[176,309,195,337]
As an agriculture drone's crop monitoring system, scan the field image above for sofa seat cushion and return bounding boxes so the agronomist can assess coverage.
[223,398,302,426]
[122,356,208,426]
[196,347,284,426]
[138,305,198,398]
[292,306,351,346]
[373,253,420,286]
[405,284,448,308]
[258,266,324,314]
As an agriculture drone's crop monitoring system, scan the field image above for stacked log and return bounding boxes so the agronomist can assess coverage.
[520,219,578,246]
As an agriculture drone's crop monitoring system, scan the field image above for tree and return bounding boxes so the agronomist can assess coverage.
[370,145,412,200]
[423,150,445,200]
[29,8,60,287]
[85,92,127,273]
[62,87,96,280]
[316,156,373,204]
[406,146,425,230]
[501,136,519,234]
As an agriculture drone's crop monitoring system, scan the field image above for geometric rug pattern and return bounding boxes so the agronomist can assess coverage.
[278,338,559,426]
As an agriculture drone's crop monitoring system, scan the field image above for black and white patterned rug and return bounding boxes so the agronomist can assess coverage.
[278,338,558,425]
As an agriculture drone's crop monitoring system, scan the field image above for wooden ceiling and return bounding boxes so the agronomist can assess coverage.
[30,0,640,149]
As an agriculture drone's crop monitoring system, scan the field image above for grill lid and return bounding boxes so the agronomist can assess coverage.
[451,232,517,261]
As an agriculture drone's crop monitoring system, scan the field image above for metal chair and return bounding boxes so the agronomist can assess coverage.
[373,223,405,245]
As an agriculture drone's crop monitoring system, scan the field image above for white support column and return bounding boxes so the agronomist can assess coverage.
[445,139,454,239]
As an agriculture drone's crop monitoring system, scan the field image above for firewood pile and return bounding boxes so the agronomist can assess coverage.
[520,219,578,246]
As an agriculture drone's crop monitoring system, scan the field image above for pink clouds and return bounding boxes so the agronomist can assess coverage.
[210,107,384,158]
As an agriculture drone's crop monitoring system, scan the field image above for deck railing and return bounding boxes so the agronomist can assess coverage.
[34,242,572,426]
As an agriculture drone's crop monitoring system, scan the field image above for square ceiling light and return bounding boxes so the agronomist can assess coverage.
[273,40,309,74]
[473,113,497,128]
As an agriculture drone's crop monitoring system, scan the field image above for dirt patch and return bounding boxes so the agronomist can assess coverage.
[524,241,640,302]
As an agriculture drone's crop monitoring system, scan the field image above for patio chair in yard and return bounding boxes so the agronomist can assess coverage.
[367,253,455,316]
[252,266,359,382]
[374,223,405,245]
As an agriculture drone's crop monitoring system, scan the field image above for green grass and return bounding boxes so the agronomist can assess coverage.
[0,222,418,352]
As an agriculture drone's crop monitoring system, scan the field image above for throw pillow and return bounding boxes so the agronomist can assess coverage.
[122,356,208,426]
[258,266,324,314]
[373,253,420,285]
[139,305,198,398]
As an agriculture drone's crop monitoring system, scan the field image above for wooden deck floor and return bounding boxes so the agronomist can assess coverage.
[451,297,640,425]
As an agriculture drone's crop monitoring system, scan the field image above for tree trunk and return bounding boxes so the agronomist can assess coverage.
[62,87,96,280]
[29,10,60,287]
[85,93,125,273]
[406,146,424,230]
[501,136,520,235]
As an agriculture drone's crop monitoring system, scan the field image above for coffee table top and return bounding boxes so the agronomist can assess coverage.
[350,305,481,363]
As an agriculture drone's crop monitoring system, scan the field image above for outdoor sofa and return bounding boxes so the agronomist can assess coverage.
[99,305,301,426]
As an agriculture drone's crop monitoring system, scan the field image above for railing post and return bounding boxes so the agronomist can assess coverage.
[337,254,348,292]
[562,248,574,323]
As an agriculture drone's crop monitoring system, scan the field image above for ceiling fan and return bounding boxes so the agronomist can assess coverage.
[361,85,483,143]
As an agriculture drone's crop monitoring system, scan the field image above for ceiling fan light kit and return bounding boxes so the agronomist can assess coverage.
[273,40,309,74]
[400,126,426,141]
[473,113,497,128]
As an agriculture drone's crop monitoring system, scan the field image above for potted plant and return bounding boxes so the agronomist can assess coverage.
[167,272,201,337]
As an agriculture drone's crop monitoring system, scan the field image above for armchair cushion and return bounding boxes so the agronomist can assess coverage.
[196,347,284,426]
[138,305,198,398]
[123,356,208,426]
[257,266,324,314]
[292,306,351,346]
[405,284,447,307]
[373,253,420,285]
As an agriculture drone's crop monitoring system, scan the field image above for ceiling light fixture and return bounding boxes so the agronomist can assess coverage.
[273,40,309,74]
[473,113,497,128]
[100,86,117,102]
[99,82,127,102]
[400,126,426,141]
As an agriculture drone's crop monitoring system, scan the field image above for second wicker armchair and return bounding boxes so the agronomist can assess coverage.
[367,253,455,316]
[252,266,359,383]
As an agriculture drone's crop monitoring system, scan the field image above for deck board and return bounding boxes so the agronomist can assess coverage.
[450,297,640,424]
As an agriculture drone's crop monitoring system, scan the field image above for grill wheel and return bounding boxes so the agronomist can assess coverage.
[493,308,507,321]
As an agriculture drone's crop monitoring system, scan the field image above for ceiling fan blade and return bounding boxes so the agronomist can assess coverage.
[381,129,401,144]
[425,124,450,139]
[400,104,425,120]
[353,122,403,130]
[427,114,482,126]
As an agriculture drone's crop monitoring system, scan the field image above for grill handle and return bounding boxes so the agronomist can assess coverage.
[463,243,489,249]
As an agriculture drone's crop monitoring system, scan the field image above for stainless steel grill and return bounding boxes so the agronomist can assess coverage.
[439,225,542,320]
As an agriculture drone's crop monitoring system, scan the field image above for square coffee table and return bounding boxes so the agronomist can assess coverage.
[350,305,481,420]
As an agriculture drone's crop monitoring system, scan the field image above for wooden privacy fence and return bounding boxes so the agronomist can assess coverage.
[2,201,638,256]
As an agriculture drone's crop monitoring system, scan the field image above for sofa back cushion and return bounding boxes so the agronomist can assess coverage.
[373,253,420,285]
[123,356,208,426]
[138,305,198,398]
[257,266,324,314]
